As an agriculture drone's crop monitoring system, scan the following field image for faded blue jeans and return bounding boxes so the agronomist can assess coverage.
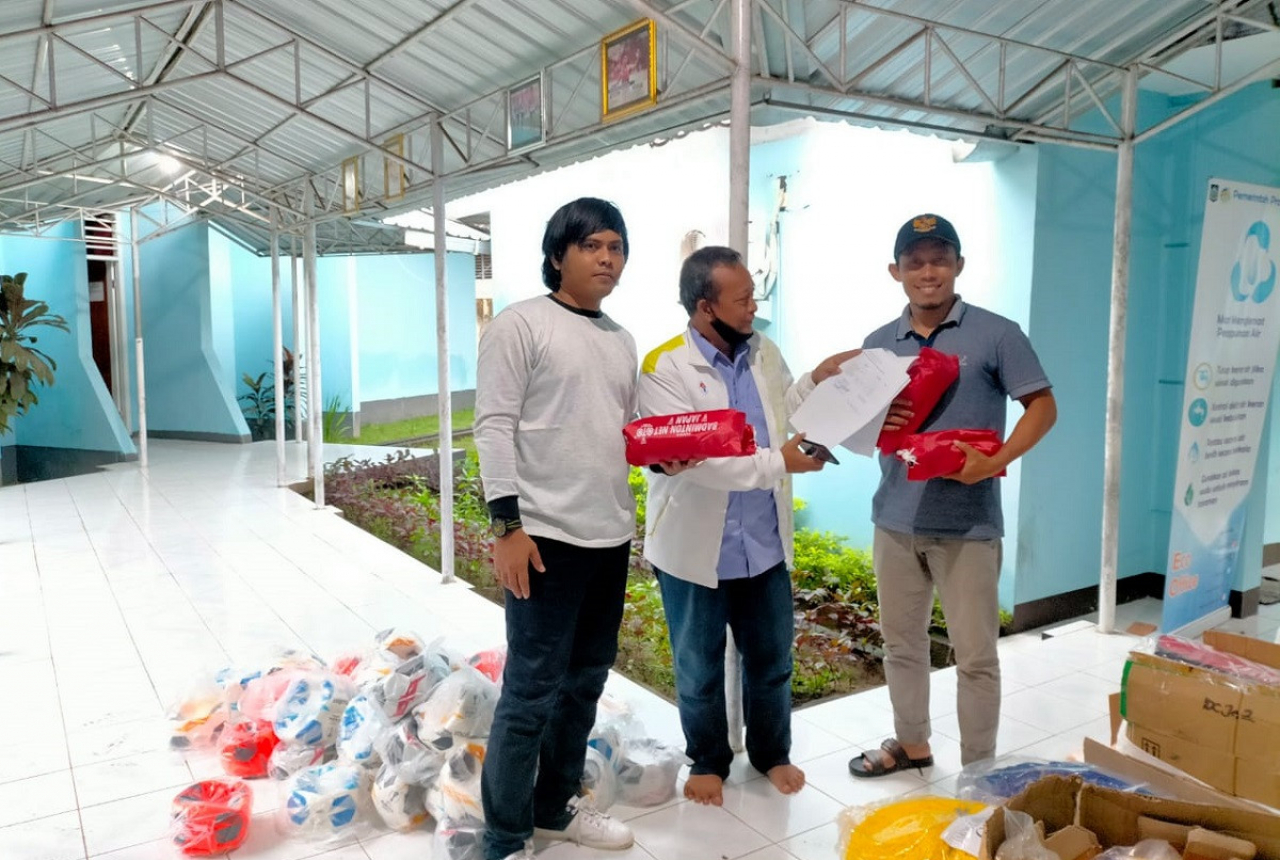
[655,562,794,780]
[481,536,630,860]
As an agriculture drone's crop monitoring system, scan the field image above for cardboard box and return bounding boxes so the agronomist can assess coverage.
[1042,824,1102,860]
[1119,631,1280,807]
[979,776,1280,860]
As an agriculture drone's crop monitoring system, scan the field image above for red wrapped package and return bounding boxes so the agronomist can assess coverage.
[893,429,1006,481]
[170,779,253,855]
[623,410,756,467]
[877,347,960,454]
[219,719,279,779]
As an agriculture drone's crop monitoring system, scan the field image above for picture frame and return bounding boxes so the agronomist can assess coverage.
[341,155,360,214]
[601,18,657,121]
[383,134,405,201]
[507,73,546,153]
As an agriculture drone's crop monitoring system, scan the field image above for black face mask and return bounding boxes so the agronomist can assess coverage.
[709,314,753,351]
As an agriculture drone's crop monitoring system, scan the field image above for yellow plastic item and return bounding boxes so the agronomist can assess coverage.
[840,796,987,860]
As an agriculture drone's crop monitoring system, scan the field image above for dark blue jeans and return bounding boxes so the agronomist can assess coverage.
[655,562,794,780]
[481,536,630,860]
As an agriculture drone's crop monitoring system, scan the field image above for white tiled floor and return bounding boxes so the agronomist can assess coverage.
[2,440,1278,860]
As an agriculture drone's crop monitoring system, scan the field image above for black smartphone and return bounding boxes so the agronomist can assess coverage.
[799,440,840,465]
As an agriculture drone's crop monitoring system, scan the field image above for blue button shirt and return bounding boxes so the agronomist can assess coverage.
[689,328,785,580]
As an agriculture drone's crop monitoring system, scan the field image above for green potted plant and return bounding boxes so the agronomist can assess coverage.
[0,273,69,483]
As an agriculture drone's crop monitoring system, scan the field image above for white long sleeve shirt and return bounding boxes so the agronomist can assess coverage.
[474,294,638,548]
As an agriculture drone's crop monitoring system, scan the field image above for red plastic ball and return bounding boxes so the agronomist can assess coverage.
[219,719,279,779]
[171,779,253,856]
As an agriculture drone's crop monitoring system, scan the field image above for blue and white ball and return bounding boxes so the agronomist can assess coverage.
[275,676,348,748]
[337,695,389,769]
[283,763,366,837]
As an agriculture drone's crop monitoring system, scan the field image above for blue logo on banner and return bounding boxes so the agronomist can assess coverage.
[1231,221,1276,303]
[1188,398,1208,426]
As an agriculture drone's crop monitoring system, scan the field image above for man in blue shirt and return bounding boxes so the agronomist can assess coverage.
[848,214,1056,777]
[638,246,841,806]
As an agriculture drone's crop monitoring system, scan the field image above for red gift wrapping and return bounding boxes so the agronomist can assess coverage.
[623,410,756,467]
[894,429,1006,481]
[876,347,961,454]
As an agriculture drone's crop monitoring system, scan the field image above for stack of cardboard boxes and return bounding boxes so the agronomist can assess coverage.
[1120,631,1280,809]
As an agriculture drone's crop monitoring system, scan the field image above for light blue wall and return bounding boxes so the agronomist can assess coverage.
[1021,81,1280,606]
[354,252,477,404]
[138,221,249,439]
[0,221,133,454]
[219,230,294,396]
[748,123,1041,612]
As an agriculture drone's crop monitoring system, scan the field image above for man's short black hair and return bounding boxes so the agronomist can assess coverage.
[541,197,629,291]
[679,245,742,315]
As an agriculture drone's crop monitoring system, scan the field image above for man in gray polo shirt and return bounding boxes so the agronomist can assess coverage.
[847,213,1057,777]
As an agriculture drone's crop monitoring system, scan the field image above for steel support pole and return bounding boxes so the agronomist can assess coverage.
[728,0,751,254]
[305,211,323,507]
[130,207,148,470]
[1098,67,1138,634]
[291,235,304,445]
[271,210,285,486]
[725,0,752,753]
[432,116,455,584]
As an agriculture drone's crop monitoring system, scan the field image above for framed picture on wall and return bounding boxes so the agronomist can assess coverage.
[507,73,545,153]
[601,18,657,121]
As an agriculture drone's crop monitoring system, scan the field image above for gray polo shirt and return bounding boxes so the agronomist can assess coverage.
[862,297,1051,539]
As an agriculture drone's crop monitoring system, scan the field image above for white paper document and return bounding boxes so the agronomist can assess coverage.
[789,348,914,457]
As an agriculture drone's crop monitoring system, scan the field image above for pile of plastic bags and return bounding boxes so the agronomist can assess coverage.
[166,627,687,857]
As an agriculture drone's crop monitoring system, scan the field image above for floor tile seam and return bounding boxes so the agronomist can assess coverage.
[112,472,315,663]
[29,485,93,859]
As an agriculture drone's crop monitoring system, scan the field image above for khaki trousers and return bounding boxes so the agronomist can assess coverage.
[873,526,1002,765]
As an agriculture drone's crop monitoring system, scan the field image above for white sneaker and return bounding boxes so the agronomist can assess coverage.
[533,797,634,850]
[500,843,535,860]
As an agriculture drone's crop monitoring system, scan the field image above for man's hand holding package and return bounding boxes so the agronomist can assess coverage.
[946,441,1005,485]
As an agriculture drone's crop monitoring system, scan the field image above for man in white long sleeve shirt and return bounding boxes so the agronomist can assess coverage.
[474,198,646,860]
[638,246,854,806]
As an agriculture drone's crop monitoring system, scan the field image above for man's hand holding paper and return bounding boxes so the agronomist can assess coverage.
[789,348,916,457]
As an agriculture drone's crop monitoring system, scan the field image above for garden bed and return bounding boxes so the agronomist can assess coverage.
[320,452,983,706]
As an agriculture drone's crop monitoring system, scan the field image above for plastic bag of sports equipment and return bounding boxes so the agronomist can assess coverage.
[272,672,351,749]
[956,755,1150,805]
[414,665,499,750]
[267,741,326,781]
[1095,841,1181,860]
[433,821,485,860]
[581,744,619,810]
[425,741,486,824]
[876,347,960,454]
[895,428,1005,481]
[169,778,253,856]
[377,715,444,784]
[623,409,756,466]
[370,762,430,832]
[616,738,690,806]
[995,809,1057,860]
[336,695,392,769]
[837,796,986,860]
[467,647,506,684]
[365,649,452,721]
[219,719,279,779]
[278,763,373,842]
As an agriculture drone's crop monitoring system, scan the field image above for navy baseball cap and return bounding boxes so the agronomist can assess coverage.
[893,214,961,260]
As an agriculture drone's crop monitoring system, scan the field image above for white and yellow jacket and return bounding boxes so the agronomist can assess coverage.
[638,328,812,588]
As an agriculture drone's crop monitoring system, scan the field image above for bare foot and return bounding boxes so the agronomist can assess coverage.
[767,764,805,795]
[683,773,724,805]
